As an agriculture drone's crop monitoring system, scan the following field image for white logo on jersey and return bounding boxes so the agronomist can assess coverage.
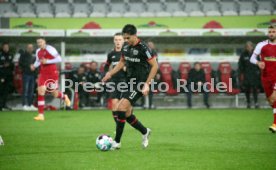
[133,50,139,55]
[112,56,115,59]
[124,56,140,62]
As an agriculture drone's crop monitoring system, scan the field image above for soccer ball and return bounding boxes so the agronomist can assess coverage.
[96,134,113,151]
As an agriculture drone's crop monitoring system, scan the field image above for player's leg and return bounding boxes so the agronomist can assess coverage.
[115,99,131,141]
[125,107,147,135]
[111,98,130,149]
[262,80,276,132]
[268,89,276,133]
[126,107,151,148]
[34,85,46,121]
[111,98,119,124]
[50,74,71,107]
[51,89,71,107]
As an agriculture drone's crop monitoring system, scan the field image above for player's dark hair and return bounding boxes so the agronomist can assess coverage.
[114,32,122,36]
[122,24,137,35]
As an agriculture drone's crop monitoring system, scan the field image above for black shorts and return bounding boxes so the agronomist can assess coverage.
[122,83,144,106]
[107,80,125,99]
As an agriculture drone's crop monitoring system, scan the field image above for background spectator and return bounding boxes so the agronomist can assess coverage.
[187,62,210,108]
[87,61,102,106]
[0,42,14,111]
[19,44,37,111]
[69,65,88,108]
[238,41,261,109]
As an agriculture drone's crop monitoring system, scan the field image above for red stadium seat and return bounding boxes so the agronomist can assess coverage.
[13,62,23,94]
[159,62,178,95]
[217,62,240,95]
[178,62,191,81]
[200,62,213,92]
[99,62,106,73]
[200,62,212,83]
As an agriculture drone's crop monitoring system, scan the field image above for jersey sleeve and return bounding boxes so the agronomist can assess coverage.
[45,45,62,64]
[250,41,266,64]
[141,43,156,61]
[253,41,267,55]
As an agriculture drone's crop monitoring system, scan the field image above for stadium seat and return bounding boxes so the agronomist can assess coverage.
[239,0,255,16]
[107,12,122,17]
[0,2,18,18]
[159,62,178,95]
[126,0,145,14]
[255,0,272,15]
[165,0,187,17]
[36,3,54,18]
[172,11,188,17]
[140,12,155,17]
[90,0,107,17]
[220,0,238,16]
[200,62,212,83]
[178,62,191,81]
[217,62,240,95]
[16,3,36,18]
[72,3,90,18]
[200,62,215,92]
[146,0,164,13]
[109,0,125,12]
[55,3,71,18]
[156,11,171,17]
[99,62,106,73]
[184,0,204,16]
[123,12,139,17]
[202,0,221,16]
[107,0,124,17]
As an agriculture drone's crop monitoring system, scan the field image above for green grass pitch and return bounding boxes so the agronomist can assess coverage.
[0,109,275,170]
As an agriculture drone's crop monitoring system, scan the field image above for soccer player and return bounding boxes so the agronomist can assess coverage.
[31,37,71,121]
[102,24,158,149]
[104,33,125,124]
[250,24,276,132]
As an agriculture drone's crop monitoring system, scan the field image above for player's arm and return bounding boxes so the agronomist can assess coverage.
[250,43,265,69]
[142,57,158,96]
[102,57,125,82]
[41,46,62,64]
[145,58,158,85]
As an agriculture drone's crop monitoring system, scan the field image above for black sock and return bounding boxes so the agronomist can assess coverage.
[112,111,118,124]
[126,114,147,135]
[114,111,126,143]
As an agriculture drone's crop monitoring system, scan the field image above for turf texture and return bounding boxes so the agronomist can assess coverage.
[0,109,275,170]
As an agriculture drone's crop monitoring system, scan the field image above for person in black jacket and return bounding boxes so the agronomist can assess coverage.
[238,41,261,109]
[187,62,210,108]
[19,44,37,111]
[87,61,102,106]
[0,42,14,111]
[69,65,88,108]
